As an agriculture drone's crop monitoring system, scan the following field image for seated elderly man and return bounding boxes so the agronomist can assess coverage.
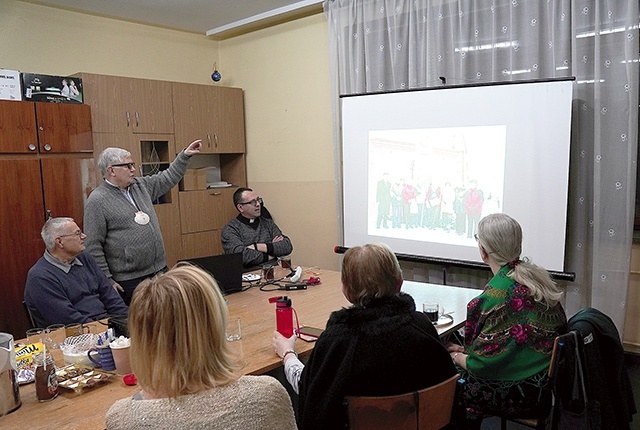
[221,187,293,267]
[24,217,128,327]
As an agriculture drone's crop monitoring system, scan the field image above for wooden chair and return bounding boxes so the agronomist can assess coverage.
[499,335,564,429]
[345,373,460,430]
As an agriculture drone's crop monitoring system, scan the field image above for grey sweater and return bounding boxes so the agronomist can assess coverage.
[83,151,190,281]
[106,375,297,430]
[221,215,293,266]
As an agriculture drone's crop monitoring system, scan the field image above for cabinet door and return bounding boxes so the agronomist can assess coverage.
[129,78,174,134]
[181,230,222,259]
[154,203,183,267]
[172,82,216,151]
[216,87,246,153]
[173,84,246,154]
[179,188,236,233]
[41,157,96,228]
[81,74,174,134]
[36,103,93,153]
[80,74,131,133]
[0,100,38,153]
[0,159,46,337]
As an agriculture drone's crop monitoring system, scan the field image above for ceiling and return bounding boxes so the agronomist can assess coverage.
[23,0,324,39]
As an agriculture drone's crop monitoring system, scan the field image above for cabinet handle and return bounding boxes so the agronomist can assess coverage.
[28,143,37,151]
[43,144,52,151]
[135,111,139,127]
[209,191,222,196]
[207,133,211,148]
[38,126,44,131]
[214,132,219,148]
[126,111,130,127]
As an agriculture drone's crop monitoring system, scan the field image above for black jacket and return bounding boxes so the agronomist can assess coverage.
[297,292,456,429]
[549,308,636,429]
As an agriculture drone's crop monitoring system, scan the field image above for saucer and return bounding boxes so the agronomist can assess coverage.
[433,314,454,327]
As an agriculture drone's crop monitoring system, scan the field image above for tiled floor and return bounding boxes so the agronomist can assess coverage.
[481,352,640,429]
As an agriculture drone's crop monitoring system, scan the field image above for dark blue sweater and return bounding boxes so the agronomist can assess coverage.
[24,251,129,327]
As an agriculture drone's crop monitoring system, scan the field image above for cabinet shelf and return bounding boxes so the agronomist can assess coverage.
[140,139,172,204]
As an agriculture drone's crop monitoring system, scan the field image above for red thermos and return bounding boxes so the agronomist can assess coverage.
[269,296,294,337]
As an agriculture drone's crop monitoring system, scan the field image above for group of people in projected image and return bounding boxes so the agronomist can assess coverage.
[375,173,500,240]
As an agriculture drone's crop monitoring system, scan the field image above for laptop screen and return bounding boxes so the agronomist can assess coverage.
[180,253,244,295]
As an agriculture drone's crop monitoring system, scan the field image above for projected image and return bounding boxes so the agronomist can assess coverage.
[369,126,506,247]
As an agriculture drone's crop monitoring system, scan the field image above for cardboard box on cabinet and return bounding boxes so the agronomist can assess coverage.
[181,168,208,190]
[22,73,83,104]
[0,69,22,101]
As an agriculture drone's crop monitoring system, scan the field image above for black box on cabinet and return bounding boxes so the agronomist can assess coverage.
[21,73,83,104]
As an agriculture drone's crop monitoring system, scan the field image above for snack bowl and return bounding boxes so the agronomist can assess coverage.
[62,349,99,367]
[61,333,99,367]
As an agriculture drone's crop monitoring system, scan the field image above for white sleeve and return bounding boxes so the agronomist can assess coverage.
[283,356,305,394]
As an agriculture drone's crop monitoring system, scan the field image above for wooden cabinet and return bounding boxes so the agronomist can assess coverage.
[172,82,246,153]
[0,101,94,339]
[0,101,92,153]
[78,73,247,265]
[79,73,173,134]
[179,188,238,258]
[171,82,247,260]
[179,188,237,233]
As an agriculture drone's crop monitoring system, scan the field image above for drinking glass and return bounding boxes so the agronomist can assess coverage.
[422,302,440,323]
[26,328,44,345]
[226,318,242,341]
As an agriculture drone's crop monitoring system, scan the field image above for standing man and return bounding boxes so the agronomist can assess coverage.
[24,217,128,327]
[375,173,391,229]
[222,187,293,267]
[464,179,484,239]
[84,140,202,305]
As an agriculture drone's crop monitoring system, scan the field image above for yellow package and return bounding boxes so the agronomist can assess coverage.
[15,342,44,384]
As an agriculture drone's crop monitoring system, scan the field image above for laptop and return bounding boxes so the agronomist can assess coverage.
[180,253,244,295]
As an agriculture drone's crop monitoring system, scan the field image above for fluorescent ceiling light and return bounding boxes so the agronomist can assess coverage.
[206,0,322,36]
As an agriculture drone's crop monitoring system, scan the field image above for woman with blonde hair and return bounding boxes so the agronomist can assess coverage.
[447,213,566,427]
[106,264,296,430]
[273,243,456,429]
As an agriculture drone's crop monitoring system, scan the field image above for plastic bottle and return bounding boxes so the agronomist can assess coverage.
[269,296,294,338]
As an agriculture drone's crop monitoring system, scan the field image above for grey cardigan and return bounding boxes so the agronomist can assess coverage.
[83,151,190,281]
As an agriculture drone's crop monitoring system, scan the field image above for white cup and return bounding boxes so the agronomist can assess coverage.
[110,344,132,375]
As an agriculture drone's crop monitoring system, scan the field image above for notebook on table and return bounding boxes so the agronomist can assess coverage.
[180,252,244,295]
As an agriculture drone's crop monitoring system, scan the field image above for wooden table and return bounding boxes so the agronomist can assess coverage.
[1,267,479,429]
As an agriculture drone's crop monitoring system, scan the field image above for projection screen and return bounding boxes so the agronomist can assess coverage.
[341,78,574,272]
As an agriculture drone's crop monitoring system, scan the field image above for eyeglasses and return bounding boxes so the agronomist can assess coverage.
[474,233,479,242]
[111,162,136,170]
[238,197,263,207]
[60,230,84,238]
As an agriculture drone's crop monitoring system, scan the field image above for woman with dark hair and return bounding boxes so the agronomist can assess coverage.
[447,213,567,427]
[272,243,456,429]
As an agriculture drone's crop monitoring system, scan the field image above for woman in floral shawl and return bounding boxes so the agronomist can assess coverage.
[447,213,566,427]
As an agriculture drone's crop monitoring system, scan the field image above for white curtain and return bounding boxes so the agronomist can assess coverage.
[325,0,639,335]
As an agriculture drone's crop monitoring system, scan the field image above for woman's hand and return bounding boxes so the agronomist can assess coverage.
[272,330,297,359]
[445,342,468,369]
[446,342,464,353]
